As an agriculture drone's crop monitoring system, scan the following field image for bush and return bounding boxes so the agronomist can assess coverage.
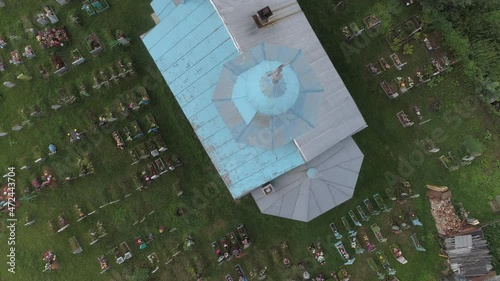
[390,38,401,52]
[403,43,414,55]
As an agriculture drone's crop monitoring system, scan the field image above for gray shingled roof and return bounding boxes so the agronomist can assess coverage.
[251,137,364,222]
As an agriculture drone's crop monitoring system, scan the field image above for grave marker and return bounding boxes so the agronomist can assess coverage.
[37,14,49,26]
[3,81,16,88]
[17,73,33,80]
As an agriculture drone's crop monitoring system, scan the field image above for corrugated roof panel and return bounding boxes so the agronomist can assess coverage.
[455,235,473,249]
[201,127,233,149]
[168,41,237,93]
[182,86,216,115]
[163,25,229,79]
[281,186,302,219]
[233,151,305,193]
[188,102,219,127]
[307,188,323,220]
[150,7,219,62]
[176,72,219,106]
[194,115,226,140]
[144,0,206,49]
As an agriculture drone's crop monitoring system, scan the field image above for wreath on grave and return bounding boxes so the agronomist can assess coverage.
[76,156,94,174]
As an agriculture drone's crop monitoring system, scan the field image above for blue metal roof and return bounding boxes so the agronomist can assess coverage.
[212,43,324,150]
[143,0,305,198]
[150,0,176,21]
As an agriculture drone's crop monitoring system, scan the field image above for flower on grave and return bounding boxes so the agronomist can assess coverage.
[351,240,357,249]
[341,26,351,39]
[115,30,125,39]
[82,3,92,12]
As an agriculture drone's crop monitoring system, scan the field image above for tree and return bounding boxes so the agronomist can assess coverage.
[478,78,500,102]
[422,0,500,105]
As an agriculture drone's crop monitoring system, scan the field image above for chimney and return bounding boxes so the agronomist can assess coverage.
[253,6,273,28]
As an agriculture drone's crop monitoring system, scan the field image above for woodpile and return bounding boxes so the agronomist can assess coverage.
[426,188,463,236]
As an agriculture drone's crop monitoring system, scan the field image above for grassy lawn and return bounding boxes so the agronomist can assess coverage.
[0,0,498,281]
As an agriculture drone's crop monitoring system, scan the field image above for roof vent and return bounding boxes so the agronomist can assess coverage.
[253,6,273,28]
[261,183,274,195]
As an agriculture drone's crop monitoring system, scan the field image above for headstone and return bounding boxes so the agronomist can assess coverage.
[51,105,62,110]
[31,111,43,117]
[12,125,23,131]
[37,14,49,26]
[117,37,130,45]
[17,73,33,80]
[72,58,85,65]
[45,6,59,23]
[3,82,16,88]
[23,46,36,59]
[0,1,5,8]
[0,132,8,137]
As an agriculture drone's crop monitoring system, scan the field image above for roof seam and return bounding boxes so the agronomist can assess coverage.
[171,48,238,98]
[162,22,222,75]
[317,155,363,173]
[169,38,234,85]
[308,180,322,220]
[336,159,364,174]
[320,179,355,192]
[229,148,302,188]
[290,177,308,219]
[149,0,207,51]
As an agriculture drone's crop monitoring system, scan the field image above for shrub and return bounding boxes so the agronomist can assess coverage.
[390,38,402,52]
[403,43,414,55]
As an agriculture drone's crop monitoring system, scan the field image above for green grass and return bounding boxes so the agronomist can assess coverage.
[0,0,499,280]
